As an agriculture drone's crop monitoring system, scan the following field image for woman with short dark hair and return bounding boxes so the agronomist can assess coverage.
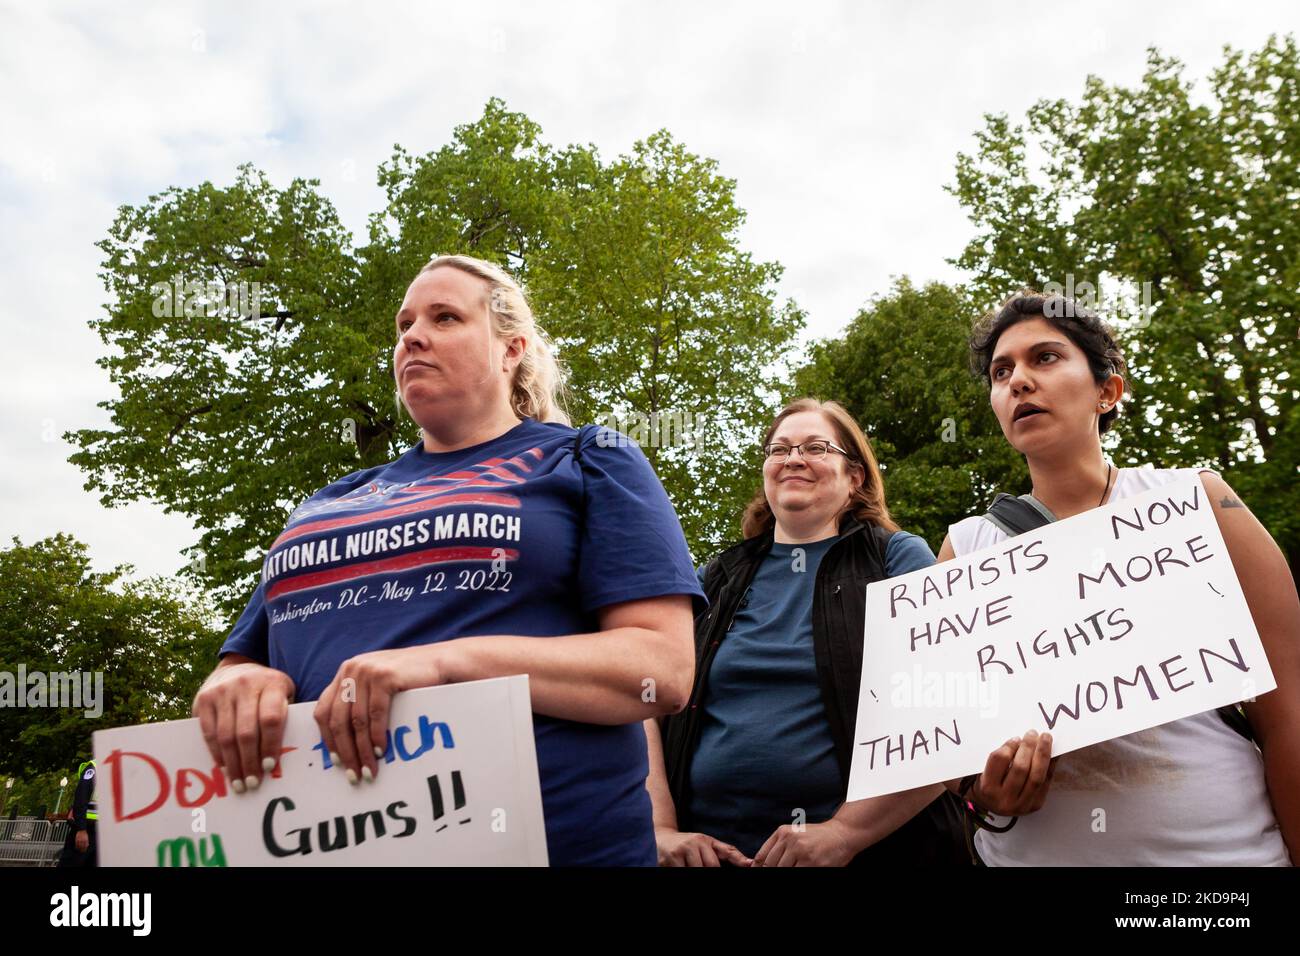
[940,289,1299,866]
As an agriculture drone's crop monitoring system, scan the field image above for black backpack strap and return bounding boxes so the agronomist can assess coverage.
[1216,703,1255,743]
[985,490,1255,744]
[983,493,1053,536]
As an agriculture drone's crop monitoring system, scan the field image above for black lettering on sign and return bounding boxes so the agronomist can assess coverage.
[1199,638,1248,683]
[859,720,962,769]
[427,771,471,831]
[889,547,1047,620]
[889,582,916,619]
[908,596,1016,652]
[1110,484,1203,540]
[1035,636,1248,729]
[975,608,1132,678]
[1077,537,1217,599]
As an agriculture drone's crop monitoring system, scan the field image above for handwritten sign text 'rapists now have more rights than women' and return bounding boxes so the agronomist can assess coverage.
[847,478,1275,799]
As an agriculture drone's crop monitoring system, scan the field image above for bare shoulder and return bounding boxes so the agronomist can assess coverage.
[1196,470,1251,514]
[1195,470,1290,581]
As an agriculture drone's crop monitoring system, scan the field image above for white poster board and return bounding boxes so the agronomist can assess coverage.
[847,478,1275,799]
[93,676,548,866]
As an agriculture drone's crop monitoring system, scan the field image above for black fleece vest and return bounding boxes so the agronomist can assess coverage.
[659,517,970,866]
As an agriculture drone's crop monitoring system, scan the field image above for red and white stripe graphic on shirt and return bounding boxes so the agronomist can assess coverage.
[272,447,542,548]
[263,447,541,601]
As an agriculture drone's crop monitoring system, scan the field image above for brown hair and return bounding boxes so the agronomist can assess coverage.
[740,398,899,539]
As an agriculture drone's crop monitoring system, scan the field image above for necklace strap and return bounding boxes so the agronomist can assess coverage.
[1098,463,1115,507]
[1030,462,1116,511]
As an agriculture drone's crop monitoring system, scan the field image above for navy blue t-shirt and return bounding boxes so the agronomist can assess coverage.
[685,531,935,857]
[221,418,705,866]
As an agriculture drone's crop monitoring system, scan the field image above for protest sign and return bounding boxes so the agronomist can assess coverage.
[92,675,548,866]
[847,477,1275,800]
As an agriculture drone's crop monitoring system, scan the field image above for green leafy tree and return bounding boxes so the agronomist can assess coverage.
[949,36,1300,567]
[530,131,804,550]
[69,164,367,618]
[0,769,73,819]
[367,115,803,552]
[0,535,222,779]
[792,279,1027,548]
[70,99,803,618]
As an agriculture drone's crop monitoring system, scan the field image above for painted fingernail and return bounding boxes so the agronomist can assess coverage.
[245,775,260,791]
[373,746,384,758]
[345,768,358,785]
[362,766,374,782]
[330,751,341,766]
[231,777,246,794]
[262,756,276,773]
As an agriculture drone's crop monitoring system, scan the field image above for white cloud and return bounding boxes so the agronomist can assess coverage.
[0,0,1296,586]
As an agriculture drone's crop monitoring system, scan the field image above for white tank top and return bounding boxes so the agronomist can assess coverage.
[948,466,1290,866]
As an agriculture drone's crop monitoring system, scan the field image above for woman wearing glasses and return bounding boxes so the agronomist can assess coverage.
[643,398,969,866]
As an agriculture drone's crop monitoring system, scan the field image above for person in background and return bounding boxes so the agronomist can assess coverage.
[645,398,969,866]
[57,758,97,867]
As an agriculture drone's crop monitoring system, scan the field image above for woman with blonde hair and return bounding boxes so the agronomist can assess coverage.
[645,398,969,866]
[194,253,704,866]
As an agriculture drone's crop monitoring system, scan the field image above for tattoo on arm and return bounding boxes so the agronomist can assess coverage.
[1220,496,1246,509]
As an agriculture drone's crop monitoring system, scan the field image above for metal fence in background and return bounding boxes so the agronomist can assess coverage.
[0,817,68,866]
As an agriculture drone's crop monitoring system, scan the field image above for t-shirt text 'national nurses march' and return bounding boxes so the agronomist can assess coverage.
[261,453,528,622]
[221,418,705,865]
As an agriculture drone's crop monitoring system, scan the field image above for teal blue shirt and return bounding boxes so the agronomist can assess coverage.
[685,531,935,857]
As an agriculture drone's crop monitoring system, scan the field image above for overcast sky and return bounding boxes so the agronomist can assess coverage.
[1,0,1296,587]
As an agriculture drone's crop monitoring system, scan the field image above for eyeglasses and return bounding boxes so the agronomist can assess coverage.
[763,440,852,462]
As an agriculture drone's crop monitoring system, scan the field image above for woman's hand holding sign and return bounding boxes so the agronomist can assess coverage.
[313,644,457,785]
[192,654,296,793]
[965,729,1056,816]
[314,594,695,785]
